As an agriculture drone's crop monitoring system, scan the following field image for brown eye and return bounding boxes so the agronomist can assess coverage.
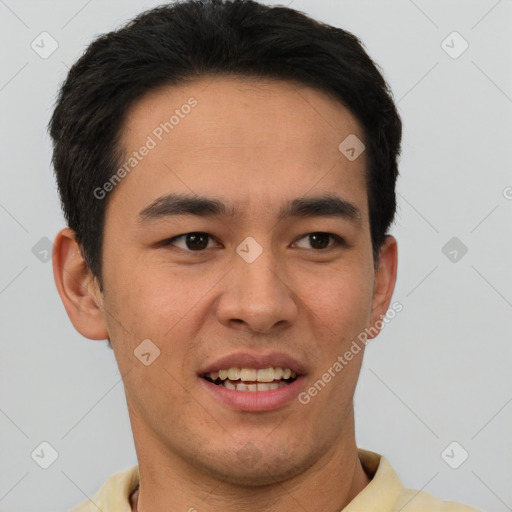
[294,232,344,250]
[308,233,331,249]
[184,233,209,250]
[164,232,215,251]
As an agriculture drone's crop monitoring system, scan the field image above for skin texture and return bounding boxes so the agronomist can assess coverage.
[53,76,397,512]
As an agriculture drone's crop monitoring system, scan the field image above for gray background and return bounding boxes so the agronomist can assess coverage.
[1,0,511,511]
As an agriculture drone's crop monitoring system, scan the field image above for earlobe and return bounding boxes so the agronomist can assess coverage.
[52,227,109,340]
[367,235,398,340]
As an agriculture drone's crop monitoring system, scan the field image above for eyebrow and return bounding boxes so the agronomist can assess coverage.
[137,192,362,226]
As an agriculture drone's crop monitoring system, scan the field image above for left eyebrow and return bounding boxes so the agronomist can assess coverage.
[137,192,362,226]
[277,193,362,226]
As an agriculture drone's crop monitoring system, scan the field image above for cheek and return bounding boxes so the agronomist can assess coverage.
[300,263,374,332]
[104,249,181,320]
[104,259,220,370]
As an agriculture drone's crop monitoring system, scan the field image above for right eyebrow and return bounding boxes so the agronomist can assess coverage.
[137,193,236,223]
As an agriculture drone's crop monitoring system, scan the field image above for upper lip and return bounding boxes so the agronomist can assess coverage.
[198,351,307,376]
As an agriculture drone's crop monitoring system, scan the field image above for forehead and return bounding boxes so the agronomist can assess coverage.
[112,75,368,220]
[121,75,363,148]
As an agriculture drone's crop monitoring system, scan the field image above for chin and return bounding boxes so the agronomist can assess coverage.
[198,448,316,487]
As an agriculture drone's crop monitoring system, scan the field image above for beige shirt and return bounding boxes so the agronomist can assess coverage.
[70,448,480,511]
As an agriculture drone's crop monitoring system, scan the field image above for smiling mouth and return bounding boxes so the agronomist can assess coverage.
[201,367,298,391]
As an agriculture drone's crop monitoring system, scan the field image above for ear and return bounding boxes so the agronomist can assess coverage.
[52,227,109,340]
[367,235,398,340]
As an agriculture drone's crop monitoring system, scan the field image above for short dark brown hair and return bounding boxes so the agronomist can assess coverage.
[48,0,402,287]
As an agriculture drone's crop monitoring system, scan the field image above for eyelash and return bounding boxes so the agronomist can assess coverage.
[161,231,348,252]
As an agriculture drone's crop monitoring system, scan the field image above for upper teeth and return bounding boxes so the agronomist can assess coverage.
[207,367,296,382]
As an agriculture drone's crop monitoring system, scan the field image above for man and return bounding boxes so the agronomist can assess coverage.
[49,1,480,510]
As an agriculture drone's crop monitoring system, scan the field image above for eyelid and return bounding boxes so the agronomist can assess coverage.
[160,231,348,251]
[293,232,348,250]
[159,232,220,250]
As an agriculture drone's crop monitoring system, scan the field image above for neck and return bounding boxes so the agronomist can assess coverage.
[129,412,371,512]
[131,457,369,512]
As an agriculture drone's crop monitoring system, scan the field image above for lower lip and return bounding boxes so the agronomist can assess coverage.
[199,376,306,412]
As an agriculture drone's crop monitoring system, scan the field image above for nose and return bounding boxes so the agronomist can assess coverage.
[215,246,299,334]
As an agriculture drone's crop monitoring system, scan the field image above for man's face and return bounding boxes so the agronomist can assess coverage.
[97,76,393,485]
